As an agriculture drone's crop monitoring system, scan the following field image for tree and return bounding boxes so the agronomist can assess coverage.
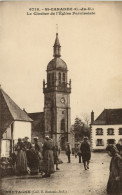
[80,112,90,127]
[73,117,84,142]
[72,115,91,142]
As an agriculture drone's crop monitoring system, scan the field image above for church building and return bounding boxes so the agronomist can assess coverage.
[29,33,72,150]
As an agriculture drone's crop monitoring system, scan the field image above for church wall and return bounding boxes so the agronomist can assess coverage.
[56,93,70,108]
[28,112,44,143]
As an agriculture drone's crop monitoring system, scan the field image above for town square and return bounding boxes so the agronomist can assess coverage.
[0,153,110,195]
[0,1,122,195]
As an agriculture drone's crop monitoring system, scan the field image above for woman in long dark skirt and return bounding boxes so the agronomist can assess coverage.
[116,139,122,157]
[106,145,122,195]
[28,145,40,175]
[15,138,28,175]
[42,136,54,177]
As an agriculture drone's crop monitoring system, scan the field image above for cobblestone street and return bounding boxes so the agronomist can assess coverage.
[0,152,110,195]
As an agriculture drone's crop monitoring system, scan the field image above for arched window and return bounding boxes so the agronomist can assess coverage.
[59,72,61,85]
[63,73,65,81]
[61,119,65,131]
[49,73,52,86]
[48,73,51,87]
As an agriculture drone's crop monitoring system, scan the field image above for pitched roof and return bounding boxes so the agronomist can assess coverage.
[93,108,122,125]
[0,87,32,132]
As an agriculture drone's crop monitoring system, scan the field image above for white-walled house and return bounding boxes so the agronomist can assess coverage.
[0,87,32,157]
[91,109,122,151]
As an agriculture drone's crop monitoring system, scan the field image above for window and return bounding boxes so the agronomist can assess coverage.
[96,128,103,135]
[59,72,61,85]
[96,139,104,146]
[107,139,115,144]
[63,73,65,84]
[118,128,122,135]
[47,74,50,87]
[107,128,114,135]
[49,73,52,86]
[52,73,54,86]
[1,140,11,157]
[61,119,65,131]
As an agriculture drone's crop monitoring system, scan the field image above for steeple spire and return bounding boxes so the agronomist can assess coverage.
[53,33,61,58]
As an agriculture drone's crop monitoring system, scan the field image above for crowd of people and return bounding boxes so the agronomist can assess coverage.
[11,136,122,194]
[14,136,60,178]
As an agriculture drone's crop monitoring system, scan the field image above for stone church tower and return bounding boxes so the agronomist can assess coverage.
[43,33,71,149]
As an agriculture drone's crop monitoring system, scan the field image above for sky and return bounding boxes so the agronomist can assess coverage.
[0,1,122,124]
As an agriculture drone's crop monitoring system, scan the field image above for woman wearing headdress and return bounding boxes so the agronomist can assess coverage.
[116,139,122,157]
[23,137,32,167]
[42,136,54,177]
[15,138,27,175]
[27,144,40,175]
[106,144,122,195]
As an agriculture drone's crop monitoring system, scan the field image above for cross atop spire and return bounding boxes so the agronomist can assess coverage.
[56,24,58,34]
[53,33,61,58]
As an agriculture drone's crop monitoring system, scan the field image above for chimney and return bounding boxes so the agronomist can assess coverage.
[23,108,27,113]
[91,110,94,124]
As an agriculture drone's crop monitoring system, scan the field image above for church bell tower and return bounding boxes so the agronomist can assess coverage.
[43,33,71,149]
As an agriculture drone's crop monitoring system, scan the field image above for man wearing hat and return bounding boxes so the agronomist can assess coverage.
[65,142,71,163]
[80,137,91,170]
[77,142,82,163]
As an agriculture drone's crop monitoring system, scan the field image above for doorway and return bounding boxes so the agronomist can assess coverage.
[60,136,66,151]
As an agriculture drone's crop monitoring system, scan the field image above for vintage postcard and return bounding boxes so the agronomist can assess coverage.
[0,1,122,195]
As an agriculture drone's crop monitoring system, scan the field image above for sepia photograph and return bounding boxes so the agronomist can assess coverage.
[0,1,122,195]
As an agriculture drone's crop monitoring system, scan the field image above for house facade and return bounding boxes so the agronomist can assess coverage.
[0,87,32,157]
[91,109,122,151]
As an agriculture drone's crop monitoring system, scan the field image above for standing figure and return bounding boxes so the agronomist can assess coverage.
[23,137,32,167]
[106,145,122,195]
[116,139,122,157]
[77,142,82,163]
[28,144,40,175]
[66,142,71,163]
[80,137,91,170]
[15,138,27,175]
[53,142,60,170]
[34,137,43,159]
[42,136,54,177]
[74,145,78,158]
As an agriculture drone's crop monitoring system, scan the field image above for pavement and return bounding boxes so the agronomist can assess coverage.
[0,152,110,195]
